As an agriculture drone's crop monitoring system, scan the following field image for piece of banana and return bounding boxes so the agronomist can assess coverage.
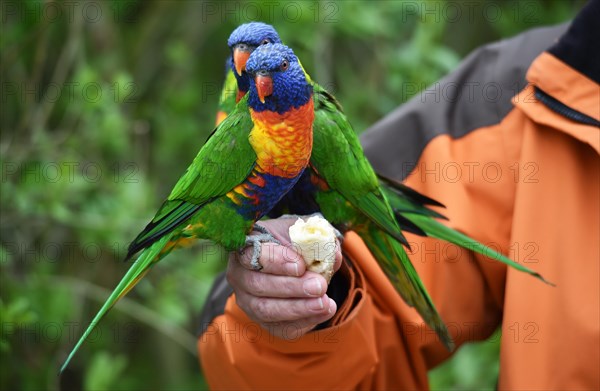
[288,216,338,282]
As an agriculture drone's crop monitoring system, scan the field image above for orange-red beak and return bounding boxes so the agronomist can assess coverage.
[255,74,273,103]
[233,47,251,76]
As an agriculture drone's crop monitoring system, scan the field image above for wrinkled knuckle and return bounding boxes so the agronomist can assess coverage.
[252,298,275,322]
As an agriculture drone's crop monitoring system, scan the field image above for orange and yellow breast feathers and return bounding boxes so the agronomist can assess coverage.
[249,99,314,178]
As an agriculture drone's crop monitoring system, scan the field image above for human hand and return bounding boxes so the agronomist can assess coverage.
[226,217,343,340]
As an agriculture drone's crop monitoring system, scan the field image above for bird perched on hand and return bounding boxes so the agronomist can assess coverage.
[219,22,554,351]
[61,43,314,372]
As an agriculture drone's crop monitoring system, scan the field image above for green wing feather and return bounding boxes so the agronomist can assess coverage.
[308,82,454,349]
[168,97,256,203]
[126,201,201,258]
[127,95,256,258]
[62,96,257,373]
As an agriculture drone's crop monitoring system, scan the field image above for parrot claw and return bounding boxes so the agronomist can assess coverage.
[278,213,304,220]
[252,223,272,236]
[243,231,280,271]
[278,212,323,221]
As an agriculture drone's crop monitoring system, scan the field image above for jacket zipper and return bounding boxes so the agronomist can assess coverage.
[534,87,600,127]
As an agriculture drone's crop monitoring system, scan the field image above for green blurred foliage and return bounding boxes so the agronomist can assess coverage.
[0,0,582,390]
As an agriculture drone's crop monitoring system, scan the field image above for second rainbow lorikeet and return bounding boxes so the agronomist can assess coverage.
[61,43,315,372]
[218,22,554,350]
[215,23,283,126]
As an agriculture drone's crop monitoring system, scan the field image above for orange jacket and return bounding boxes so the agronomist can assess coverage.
[198,8,599,390]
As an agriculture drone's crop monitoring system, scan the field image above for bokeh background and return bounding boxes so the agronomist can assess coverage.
[1,0,584,390]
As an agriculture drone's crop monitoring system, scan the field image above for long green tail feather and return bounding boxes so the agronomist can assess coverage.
[404,213,555,286]
[60,234,173,373]
[380,177,554,285]
[360,226,455,351]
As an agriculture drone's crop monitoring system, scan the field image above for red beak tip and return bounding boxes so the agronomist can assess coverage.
[255,75,273,104]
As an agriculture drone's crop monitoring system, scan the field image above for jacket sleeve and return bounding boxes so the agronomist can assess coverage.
[197,23,569,390]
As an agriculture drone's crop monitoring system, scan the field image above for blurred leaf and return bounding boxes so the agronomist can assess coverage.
[429,329,501,390]
[84,351,128,391]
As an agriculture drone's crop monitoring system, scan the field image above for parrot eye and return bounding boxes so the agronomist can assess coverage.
[260,39,271,45]
[280,60,289,71]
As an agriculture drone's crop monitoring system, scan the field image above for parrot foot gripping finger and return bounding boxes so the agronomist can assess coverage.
[243,231,280,271]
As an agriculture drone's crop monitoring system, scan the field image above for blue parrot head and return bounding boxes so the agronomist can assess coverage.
[246,43,311,114]
[227,22,282,78]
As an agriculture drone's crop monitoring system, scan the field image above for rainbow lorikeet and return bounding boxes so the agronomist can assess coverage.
[221,22,553,350]
[61,43,315,372]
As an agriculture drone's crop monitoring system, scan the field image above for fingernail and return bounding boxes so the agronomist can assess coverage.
[328,298,335,314]
[303,278,323,296]
[285,261,299,276]
[307,297,324,311]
